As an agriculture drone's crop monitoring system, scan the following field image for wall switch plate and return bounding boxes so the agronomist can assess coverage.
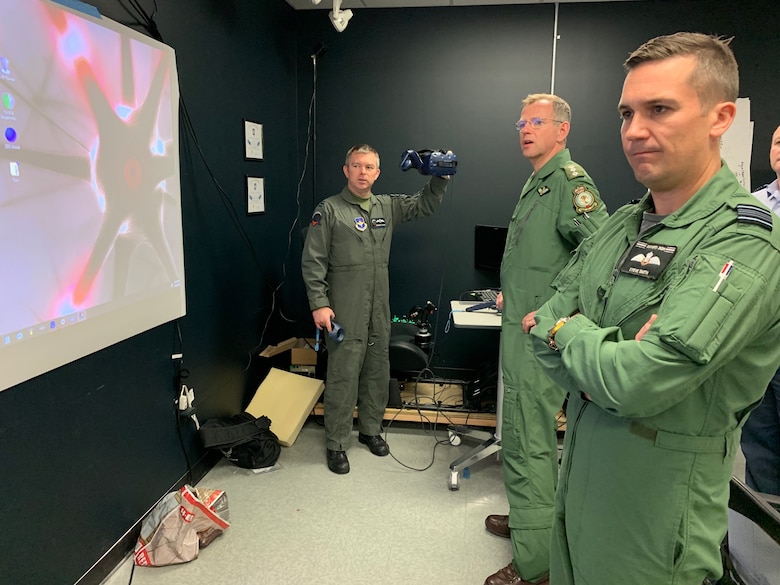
[247,176,265,214]
[244,120,263,160]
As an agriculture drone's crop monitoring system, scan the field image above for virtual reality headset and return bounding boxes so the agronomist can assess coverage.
[400,149,458,177]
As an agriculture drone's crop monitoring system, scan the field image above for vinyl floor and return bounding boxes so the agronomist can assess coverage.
[100,416,512,585]
[100,416,751,585]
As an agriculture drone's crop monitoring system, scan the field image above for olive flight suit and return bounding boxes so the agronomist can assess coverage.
[302,178,448,451]
[531,164,780,584]
[500,148,607,581]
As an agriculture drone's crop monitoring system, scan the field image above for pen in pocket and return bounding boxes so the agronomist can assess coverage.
[712,260,734,292]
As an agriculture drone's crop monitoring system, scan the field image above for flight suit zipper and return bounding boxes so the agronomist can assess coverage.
[558,397,589,503]
[505,199,543,251]
[595,222,668,325]
[595,228,641,307]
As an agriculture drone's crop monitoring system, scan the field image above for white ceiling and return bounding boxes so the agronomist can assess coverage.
[286,0,634,9]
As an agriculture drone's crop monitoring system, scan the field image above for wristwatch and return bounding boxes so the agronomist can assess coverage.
[547,316,571,351]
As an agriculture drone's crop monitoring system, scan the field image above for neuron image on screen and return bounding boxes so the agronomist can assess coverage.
[0,0,185,391]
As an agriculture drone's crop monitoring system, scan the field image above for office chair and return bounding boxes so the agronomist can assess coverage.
[388,302,436,381]
[387,322,429,408]
[714,476,780,585]
[389,322,429,377]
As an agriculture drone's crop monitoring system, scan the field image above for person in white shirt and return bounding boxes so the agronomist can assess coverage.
[740,124,780,496]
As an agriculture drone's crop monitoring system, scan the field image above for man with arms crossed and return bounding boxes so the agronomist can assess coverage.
[529,33,780,584]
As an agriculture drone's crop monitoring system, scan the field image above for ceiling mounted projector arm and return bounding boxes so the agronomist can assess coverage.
[329,0,353,32]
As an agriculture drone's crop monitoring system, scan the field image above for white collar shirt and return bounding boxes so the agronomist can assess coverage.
[752,179,780,218]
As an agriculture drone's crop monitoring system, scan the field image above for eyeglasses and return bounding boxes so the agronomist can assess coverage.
[515,117,564,131]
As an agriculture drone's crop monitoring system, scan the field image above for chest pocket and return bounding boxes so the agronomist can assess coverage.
[569,225,677,335]
[330,214,369,268]
[598,260,677,338]
[368,200,395,255]
[550,234,595,294]
[660,256,764,364]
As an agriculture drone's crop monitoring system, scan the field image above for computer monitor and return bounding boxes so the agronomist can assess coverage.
[474,225,508,272]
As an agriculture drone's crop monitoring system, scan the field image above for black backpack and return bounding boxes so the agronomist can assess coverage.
[199,413,281,469]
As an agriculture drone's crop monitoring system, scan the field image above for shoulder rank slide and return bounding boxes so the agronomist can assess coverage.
[563,162,586,180]
[736,204,773,231]
[573,185,599,214]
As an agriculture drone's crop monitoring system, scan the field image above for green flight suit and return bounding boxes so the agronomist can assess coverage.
[530,164,780,584]
[500,148,608,581]
[302,178,447,451]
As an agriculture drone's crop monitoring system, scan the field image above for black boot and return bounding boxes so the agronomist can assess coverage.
[326,449,350,474]
[358,433,389,456]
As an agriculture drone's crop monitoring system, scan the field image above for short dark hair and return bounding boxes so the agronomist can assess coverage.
[624,32,738,110]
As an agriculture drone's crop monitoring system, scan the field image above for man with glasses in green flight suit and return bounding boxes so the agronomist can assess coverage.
[483,94,608,585]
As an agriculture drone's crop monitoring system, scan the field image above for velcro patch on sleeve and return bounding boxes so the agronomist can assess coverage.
[572,185,599,214]
[736,204,773,231]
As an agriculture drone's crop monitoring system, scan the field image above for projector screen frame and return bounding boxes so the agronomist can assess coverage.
[0,0,186,392]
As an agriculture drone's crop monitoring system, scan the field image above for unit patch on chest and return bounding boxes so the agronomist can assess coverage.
[371,217,387,229]
[572,185,599,214]
[354,217,367,232]
[619,240,677,280]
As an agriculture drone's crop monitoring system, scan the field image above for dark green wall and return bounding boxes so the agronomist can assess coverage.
[0,1,300,584]
[296,5,556,372]
[2,1,778,584]
[296,0,780,372]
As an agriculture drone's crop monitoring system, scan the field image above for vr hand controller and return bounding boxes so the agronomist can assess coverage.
[399,149,458,177]
[464,301,497,312]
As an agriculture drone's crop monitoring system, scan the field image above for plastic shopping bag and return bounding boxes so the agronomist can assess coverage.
[133,485,230,567]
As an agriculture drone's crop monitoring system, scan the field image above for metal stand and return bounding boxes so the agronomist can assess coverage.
[448,301,504,491]
[447,349,503,490]
[447,426,501,490]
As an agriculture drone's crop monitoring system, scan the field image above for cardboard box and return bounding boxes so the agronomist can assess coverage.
[259,337,317,371]
[245,367,324,446]
[290,364,317,377]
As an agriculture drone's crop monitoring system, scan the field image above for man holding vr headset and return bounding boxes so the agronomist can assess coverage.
[302,143,453,475]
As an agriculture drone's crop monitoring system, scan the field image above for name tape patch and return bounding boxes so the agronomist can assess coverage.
[619,240,677,280]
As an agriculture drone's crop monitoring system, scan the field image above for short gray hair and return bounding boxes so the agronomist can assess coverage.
[521,94,572,124]
[345,144,380,168]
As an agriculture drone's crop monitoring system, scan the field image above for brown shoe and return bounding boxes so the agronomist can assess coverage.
[483,562,549,585]
[485,514,510,538]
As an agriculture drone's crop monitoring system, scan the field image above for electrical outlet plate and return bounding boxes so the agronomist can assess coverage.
[247,176,265,215]
[244,120,263,160]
